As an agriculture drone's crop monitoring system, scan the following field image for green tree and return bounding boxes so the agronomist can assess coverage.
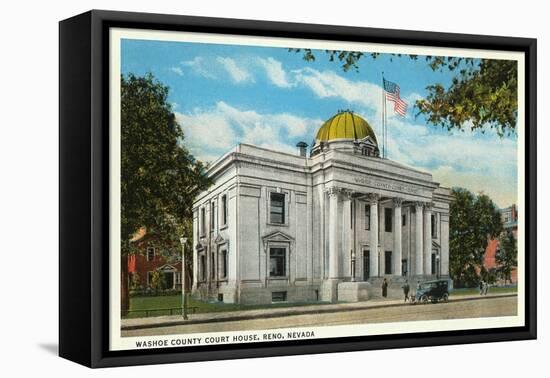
[290,49,517,136]
[121,73,212,314]
[497,230,517,284]
[449,188,503,287]
[129,272,141,291]
[150,271,166,293]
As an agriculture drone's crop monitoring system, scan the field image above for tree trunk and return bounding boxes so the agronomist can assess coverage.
[121,253,129,316]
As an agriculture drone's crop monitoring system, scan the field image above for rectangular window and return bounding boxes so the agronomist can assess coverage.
[211,253,216,279]
[146,247,155,262]
[364,205,370,230]
[363,250,370,280]
[210,202,215,231]
[219,250,228,279]
[402,214,406,226]
[385,208,392,232]
[221,194,228,226]
[385,251,392,275]
[272,291,287,302]
[269,247,286,277]
[431,252,437,275]
[270,192,285,224]
[175,272,181,285]
[200,254,206,281]
[431,214,437,238]
[200,207,206,236]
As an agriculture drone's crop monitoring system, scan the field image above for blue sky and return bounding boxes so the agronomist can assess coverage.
[121,39,518,208]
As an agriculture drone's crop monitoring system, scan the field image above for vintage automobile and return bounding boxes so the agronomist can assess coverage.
[414,280,450,304]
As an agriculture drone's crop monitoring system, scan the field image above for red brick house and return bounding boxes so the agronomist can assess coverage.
[483,204,518,284]
[128,230,182,292]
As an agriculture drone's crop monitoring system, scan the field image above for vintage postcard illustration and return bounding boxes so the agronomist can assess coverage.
[108,29,524,351]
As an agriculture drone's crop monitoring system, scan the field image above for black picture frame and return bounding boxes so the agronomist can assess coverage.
[59,9,537,368]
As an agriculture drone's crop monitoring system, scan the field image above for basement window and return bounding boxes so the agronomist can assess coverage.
[272,291,287,303]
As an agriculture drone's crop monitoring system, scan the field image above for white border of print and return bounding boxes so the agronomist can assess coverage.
[109,27,526,351]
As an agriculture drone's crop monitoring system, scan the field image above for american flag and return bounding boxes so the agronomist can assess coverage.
[383,78,408,117]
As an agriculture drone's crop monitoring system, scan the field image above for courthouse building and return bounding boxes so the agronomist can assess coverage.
[192,110,451,304]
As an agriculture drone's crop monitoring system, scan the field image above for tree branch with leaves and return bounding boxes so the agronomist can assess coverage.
[290,49,517,135]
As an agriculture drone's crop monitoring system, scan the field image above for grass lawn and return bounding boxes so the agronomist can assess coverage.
[126,295,323,318]
[451,286,518,296]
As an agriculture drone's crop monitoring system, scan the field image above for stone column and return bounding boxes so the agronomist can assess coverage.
[342,190,353,279]
[415,202,424,276]
[367,194,379,278]
[424,203,433,276]
[328,187,340,279]
[393,198,403,276]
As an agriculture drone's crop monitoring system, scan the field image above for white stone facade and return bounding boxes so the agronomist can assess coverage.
[192,143,451,305]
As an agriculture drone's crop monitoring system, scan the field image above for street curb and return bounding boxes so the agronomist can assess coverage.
[121,293,517,331]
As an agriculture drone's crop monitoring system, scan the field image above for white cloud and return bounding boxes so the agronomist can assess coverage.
[175,102,321,163]
[293,68,382,112]
[257,57,294,88]
[181,57,217,79]
[216,57,254,84]
[404,92,423,105]
[169,66,183,76]
[383,117,517,207]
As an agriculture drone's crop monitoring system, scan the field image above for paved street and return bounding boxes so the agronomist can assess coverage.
[122,295,517,337]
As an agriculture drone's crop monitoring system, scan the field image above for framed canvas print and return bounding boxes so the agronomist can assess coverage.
[59,10,537,368]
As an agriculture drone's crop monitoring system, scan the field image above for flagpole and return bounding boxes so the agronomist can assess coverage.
[384,81,388,159]
[382,71,386,158]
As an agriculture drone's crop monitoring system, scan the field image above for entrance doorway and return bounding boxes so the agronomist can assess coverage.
[363,250,370,280]
[401,259,408,276]
[385,251,392,275]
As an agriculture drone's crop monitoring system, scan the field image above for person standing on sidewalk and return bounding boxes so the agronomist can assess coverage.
[479,280,484,295]
[402,281,410,302]
[382,278,388,298]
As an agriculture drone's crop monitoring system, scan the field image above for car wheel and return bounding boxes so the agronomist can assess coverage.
[442,293,449,302]
[421,295,429,304]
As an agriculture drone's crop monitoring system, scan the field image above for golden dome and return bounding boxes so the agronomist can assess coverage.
[315,111,377,144]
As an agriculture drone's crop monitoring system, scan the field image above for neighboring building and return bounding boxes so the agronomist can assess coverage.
[192,110,452,305]
[483,204,518,284]
[501,204,519,238]
[128,232,182,292]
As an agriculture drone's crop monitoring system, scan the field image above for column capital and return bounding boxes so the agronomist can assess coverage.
[365,193,379,205]
[325,186,342,197]
[342,189,354,200]
[392,197,404,208]
[424,202,434,212]
[414,201,424,209]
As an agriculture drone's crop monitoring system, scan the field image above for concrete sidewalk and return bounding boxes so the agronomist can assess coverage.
[121,292,517,331]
